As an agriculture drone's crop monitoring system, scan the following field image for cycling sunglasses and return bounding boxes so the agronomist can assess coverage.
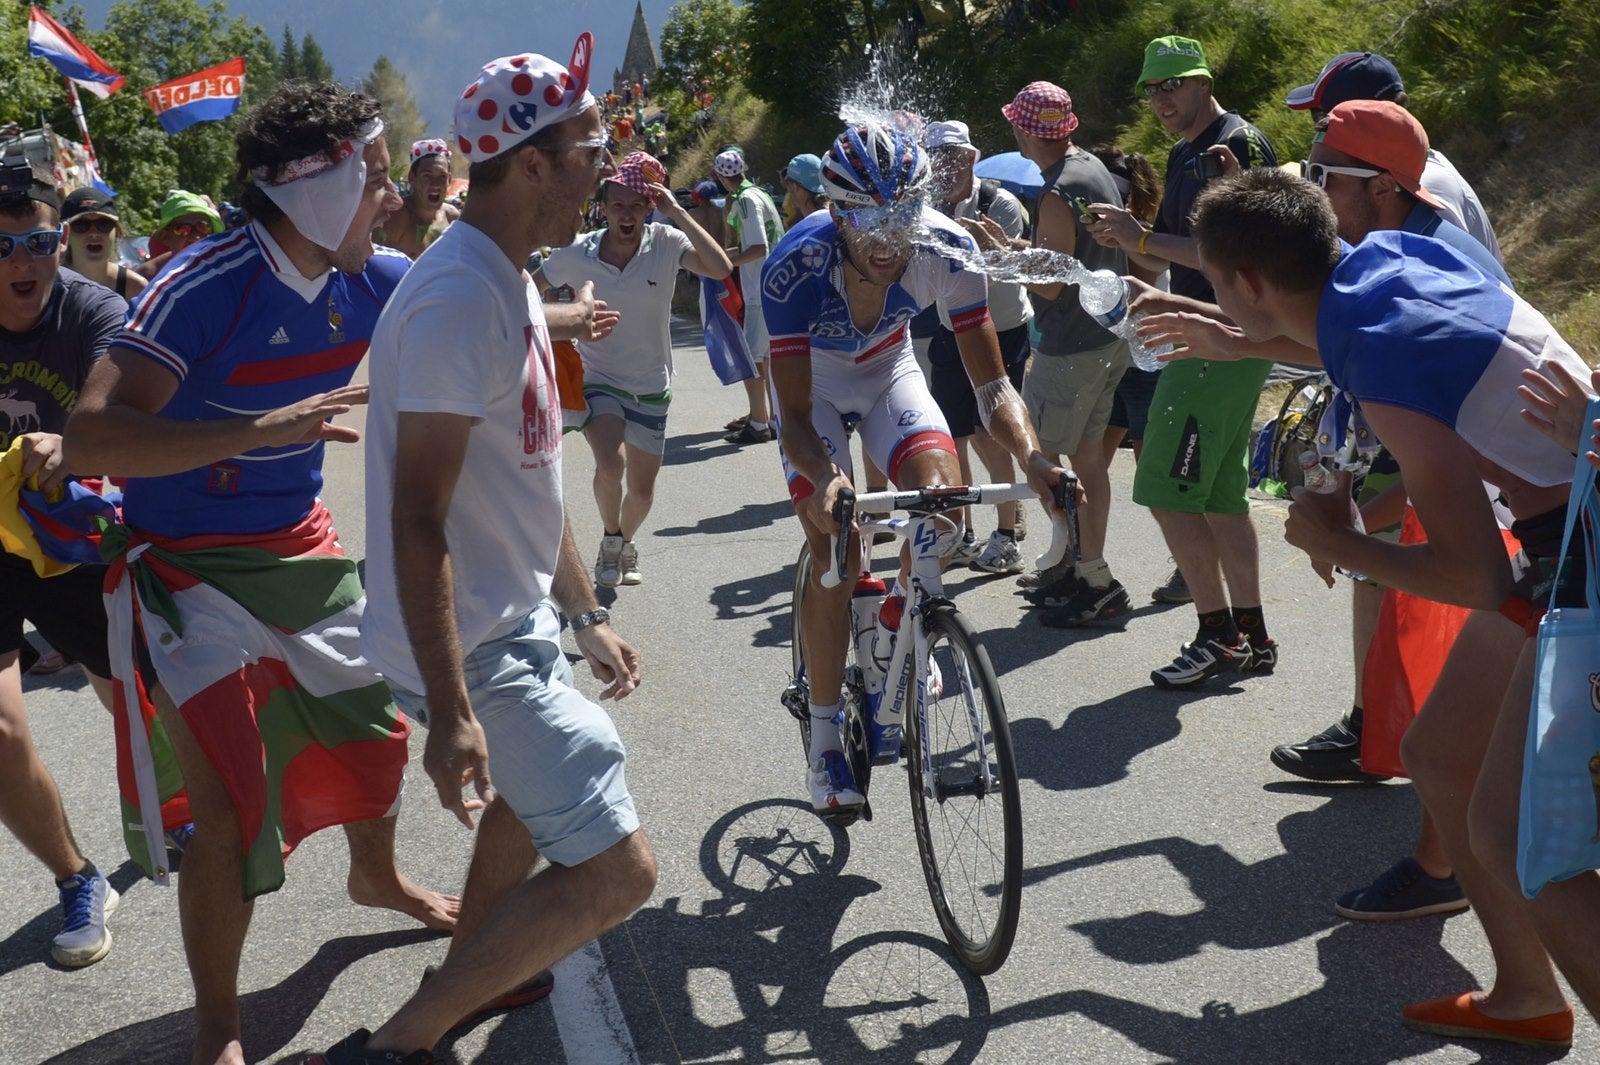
[0,228,63,261]
[836,199,923,232]
[1305,162,1383,187]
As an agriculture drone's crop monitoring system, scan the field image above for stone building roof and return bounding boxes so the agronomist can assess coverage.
[613,2,660,88]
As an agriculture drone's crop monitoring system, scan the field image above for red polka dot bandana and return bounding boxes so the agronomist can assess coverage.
[606,150,667,197]
[1001,81,1078,140]
[410,139,451,165]
[454,32,596,163]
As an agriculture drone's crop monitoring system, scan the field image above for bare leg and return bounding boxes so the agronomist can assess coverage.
[1207,511,1260,608]
[971,427,1019,531]
[1150,509,1226,613]
[1472,639,1600,1017]
[367,830,658,1055]
[1351,580,1383,712]
[619,443,665,542]
[584,414,626,533]
[1067,434,1114,565]
[344,817,460,932]
[743,362,770,424]
[1401,612,1565,1019]
[0,650,86,880]
[154,685,252,1065]
[443,797,538,959]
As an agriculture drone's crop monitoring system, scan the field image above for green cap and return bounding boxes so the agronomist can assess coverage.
[158,190,223,233]
[1137,35,1211,91]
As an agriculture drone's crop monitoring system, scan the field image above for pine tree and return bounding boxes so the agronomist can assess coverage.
[279,25,299,81]
[362,57,426,178]
[299,32,334,82]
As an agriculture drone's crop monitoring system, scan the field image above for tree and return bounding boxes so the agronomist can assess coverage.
[659,0,748,89]
[298,33,334,83]
[279,25,300,81]
[0,2,82,137]
[362,56,426,180]
[742,0,865,120]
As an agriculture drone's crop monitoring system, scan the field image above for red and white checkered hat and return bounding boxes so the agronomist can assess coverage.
[606,150,667,197]
[410,139,451,165]
[1001,81,1078,140]
[453,32,596,162]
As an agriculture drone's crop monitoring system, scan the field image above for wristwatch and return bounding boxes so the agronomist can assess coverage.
[571,607,611,632]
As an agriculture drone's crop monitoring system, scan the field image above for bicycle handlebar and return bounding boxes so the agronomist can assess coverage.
[818,477,1080,588]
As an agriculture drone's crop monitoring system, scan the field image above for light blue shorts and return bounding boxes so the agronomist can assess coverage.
[583,383,672,456]
[388,601,639,867]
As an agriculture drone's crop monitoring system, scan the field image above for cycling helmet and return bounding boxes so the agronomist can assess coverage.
[820,122,930,208]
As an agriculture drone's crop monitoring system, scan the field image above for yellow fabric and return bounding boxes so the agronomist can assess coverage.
[0,438,76,577]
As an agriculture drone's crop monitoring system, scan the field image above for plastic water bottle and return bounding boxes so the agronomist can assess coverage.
[850,573,888,695]
[1298,453,1367,580]
[1076,269,1172,372]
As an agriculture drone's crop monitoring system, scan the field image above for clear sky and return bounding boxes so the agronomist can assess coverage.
[70,0,673,132]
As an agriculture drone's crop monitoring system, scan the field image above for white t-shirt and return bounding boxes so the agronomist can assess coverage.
[934,182,1032,332]
[540,222,692,395]
[1422,149,1502,263]
[729,182,783,310]
[362,220,566,693]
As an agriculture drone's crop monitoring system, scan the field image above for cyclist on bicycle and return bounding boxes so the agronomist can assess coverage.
[762,121,1069,815]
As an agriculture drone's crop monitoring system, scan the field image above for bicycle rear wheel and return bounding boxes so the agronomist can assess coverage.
[905,603,1022,975]
[788,546,872,809]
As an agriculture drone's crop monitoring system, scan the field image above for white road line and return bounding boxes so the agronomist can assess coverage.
[550,938,641,1065]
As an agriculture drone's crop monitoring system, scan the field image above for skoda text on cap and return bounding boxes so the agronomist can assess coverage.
[1286,52,1405,111]
[454,32,596,163]
[1135,35,1211,90]
[1318,99,1446,211]
[1001,83,1078,140]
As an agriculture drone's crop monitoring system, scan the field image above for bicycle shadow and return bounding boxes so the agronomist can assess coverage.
[612,799,996,1064]
[42,927,437,1064]
[0,860,145,979]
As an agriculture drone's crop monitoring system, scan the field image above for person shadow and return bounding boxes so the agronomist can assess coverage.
[42,927,437,1064]
[0,860,146,979]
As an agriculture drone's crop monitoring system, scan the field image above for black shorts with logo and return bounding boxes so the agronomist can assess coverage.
[0,553,111,678]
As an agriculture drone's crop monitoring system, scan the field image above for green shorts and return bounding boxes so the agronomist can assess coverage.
[1133,358,1273,515]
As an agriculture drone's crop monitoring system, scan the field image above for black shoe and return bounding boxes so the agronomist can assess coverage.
[1334,857,1469,920]
[724,423,774,445]
[1150,566,1192,604]
[1269,709,1391,783]
[307,1030,434,1065]
[1023,571,1081,608]
[1040,579,1131,628]
[1241,635,1279,674]
[1150,637,1246,689]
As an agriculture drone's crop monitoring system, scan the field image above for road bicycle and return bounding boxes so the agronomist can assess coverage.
[781,478,1076,975]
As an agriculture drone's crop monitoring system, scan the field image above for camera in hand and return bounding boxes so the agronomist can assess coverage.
[1183,153,1224,181]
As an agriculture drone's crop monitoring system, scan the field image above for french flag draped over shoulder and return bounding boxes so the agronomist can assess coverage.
[26,5,125,98]
[142,57,246,134]
[700,274,756,384]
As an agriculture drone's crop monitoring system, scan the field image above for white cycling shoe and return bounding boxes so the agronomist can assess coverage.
[807,750,865,814]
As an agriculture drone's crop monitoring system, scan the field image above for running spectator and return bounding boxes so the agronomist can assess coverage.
[1087,36,1281,684]
[66,81,457,1065]
[0,158,126,970]
[59,188,146,299]
[321,41,657,1063]
[539,150,732,588]
[715,148,785,445]
[997,83,1133,625]
[921,119,1035,577]
[781,152,828,226]
[136,189,222,279]
[1187,164,1591,1053]
[377,138,459,258]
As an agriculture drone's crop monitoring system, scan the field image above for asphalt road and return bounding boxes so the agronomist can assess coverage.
[1,317,1590,1064]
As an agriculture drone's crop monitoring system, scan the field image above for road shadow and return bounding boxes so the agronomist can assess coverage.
[709,556,797,651]
[44,927,437,1064]
[662,429,776,467]
[0,861,145,979]
[654,498,793,538]
[610,799,996,1064]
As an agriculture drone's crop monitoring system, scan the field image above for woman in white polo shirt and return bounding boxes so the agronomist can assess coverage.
[540,151,732,588]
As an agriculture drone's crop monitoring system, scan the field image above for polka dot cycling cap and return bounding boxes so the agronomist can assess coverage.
[410,139,451,164]
[454,32,597,162]
[1001,81,1078,140]
[713,149,746,177]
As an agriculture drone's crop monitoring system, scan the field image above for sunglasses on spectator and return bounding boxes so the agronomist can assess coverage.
[0,228,62,261]
[69,217,117,235]
[1305,162,1383,187]
[837,199,923,232]
[167,220,213,239]
[1141,77,1189,98]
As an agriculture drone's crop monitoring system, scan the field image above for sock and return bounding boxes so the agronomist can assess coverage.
[995,527,1016,541]
[1231,605,1268,645]
[604,528,622,539]
[1077,557,1112,590]
[748,420,769,432]
[1196,607,1239,646]
[808,701,842,761]
[58,861,98,887]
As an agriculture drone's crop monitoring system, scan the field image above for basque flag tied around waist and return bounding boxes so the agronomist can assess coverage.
[142,57,246,135]
[26,5,124,98]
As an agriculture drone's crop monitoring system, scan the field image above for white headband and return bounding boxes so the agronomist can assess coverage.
[254,118,385,251]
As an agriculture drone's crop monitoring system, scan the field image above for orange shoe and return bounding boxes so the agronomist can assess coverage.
[1402,992,1574,1049]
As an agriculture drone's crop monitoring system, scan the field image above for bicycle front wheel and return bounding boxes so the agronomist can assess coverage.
[905,603,1022,975]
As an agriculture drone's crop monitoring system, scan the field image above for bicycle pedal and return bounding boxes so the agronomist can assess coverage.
[818,806,864,829]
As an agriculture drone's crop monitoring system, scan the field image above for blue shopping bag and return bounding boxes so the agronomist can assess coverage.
[1518,400,1600,897]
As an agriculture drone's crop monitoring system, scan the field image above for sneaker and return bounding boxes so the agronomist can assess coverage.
[594,534,623,588]
[807,749,865,814]
[619,541,643,585]
[1018,553,1074,590]
[421,964,555,1033]
[970,534,1024,574]
[1150,638,1246,689]
[165,822,196,856]
[1335,857,1470,921]
[307,1030,434,1065]
[52,871,119,967]
[1241,635,1279,674]
[724,422,775,445]
[1150,566,1192,604]
[1023,569,1081,607]
[950,530,982,566]
[1269,709,1391,783]
[1039,579,1131,628]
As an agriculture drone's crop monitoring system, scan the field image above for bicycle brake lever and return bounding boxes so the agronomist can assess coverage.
[821,488,855,589]
[1038,474,1080,570]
